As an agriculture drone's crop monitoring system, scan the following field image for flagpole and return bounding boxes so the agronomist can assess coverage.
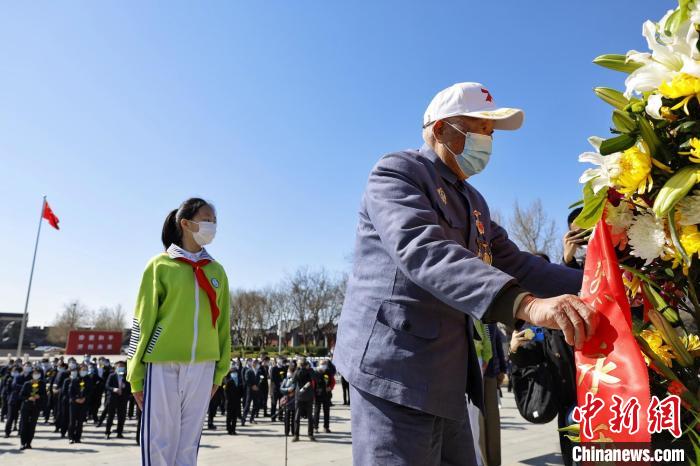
[16,196,46,358]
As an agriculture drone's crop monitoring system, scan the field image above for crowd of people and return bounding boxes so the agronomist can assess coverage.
[0,352,345,451]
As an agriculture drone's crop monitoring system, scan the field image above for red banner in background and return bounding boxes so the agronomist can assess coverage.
[574,217,651,443]
[65,330,123,355]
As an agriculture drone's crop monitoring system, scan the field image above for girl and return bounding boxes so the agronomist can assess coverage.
[127,198,231,466]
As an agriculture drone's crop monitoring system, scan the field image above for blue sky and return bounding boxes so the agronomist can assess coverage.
[1,0,670,325]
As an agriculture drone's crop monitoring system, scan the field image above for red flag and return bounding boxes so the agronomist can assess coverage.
[575,215,651,443]
[42,201,60,230]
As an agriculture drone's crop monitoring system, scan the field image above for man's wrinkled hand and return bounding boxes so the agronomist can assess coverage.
[516,294,598,350]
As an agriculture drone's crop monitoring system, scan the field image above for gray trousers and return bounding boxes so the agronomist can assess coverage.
[350,385,477,466]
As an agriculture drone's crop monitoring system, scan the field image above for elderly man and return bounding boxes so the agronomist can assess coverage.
[334,82,597,466]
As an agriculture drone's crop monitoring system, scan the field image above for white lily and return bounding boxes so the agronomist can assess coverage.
[625,15,700,97]
[645,93,664,119]
[578,137,621,193]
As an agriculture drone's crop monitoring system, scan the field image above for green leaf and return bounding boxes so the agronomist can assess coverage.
[594,87,629,110]
[593,54,643,74]
[568,199,584,209]
[612,109,637,133]
[599,133,636,155]
[638,115,661,157]
[573,182,608,229]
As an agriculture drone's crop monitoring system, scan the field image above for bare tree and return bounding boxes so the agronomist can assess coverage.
[47,300,91,345]
[265,287,295,349]
[230,290,267,347]
[317,273,347,347]
[92,304,127,330]
[507,199,561,261]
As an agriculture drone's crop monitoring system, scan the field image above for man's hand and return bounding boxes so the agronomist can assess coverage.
[563,229,588,263]
[516,294,598,350]
[133,391,144,410]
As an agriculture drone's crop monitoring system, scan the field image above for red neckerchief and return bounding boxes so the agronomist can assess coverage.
[174,257,220,328]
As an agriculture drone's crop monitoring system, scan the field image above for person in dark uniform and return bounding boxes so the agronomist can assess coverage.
[0,360,14,423]
[97,359,114,426]
[257,357,269,417]
[68,363,92,443]
[207,384,224,430]
[313,361,334,433]
[87,363,103,424]
[241,359,259,425]
[280,367,297,437]
[18,366,46,450]
[323,358,337,406]
[340,375,350,405]
[42,360,57,423]
[135,403,142,445]
[270,357,287,422]
[292,357,315,442]
[4,364,27,437]
[224,363,243,435]
[53,362,70,434]
[104,361,130,439]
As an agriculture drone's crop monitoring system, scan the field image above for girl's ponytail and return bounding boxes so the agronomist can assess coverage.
[161,208,181,250]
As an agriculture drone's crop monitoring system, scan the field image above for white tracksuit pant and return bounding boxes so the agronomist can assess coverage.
[140,362,215,466]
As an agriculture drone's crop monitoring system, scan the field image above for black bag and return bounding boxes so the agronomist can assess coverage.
[511,353,560,424]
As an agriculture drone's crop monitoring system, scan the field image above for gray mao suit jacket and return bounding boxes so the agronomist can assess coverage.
[334,144,582,421]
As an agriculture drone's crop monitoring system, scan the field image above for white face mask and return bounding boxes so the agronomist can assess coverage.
[443,122,493,176]
[191,221,217,246]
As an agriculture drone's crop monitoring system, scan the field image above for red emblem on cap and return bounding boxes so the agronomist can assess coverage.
[481,88,493,102]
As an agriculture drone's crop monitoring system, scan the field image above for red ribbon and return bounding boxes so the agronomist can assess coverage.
[175,258,220,328]
[576,216,651,443]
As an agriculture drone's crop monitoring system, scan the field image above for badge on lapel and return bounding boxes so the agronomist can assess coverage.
[437,187,447,205]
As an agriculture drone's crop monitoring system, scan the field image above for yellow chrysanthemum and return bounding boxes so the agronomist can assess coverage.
[640,329,675,367]
[680,224,700,257]
[681,138,700,163]
[682,334,700,356]
[611,147,653,196]
[659,73,700,98]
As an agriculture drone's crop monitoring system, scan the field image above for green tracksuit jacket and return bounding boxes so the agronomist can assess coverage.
[126,250,231,392]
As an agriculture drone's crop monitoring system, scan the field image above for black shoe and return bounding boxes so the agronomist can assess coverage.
[26,444,32,449]
[3,434,9,439]
[96,422,102,428]
[20,444,27,451]
[292,436,299,442]
[116,434,124,439]
[69,440,75,444]
[314,428,319,433]
[325,428,331,433]
[309,436,317,442]
[106,434,110,439]
[208,424,216,430]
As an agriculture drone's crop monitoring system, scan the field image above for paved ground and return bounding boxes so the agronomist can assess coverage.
[0,386,564,465]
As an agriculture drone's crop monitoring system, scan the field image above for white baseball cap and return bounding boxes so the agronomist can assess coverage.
[423,82,524,130]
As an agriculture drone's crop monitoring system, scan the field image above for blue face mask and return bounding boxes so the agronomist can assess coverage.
[444,122,493,176]
[116,368,126,375]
